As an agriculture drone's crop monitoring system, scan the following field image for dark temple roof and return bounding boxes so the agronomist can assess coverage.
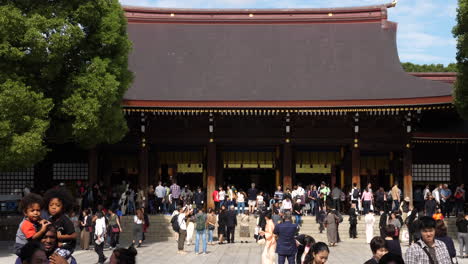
[123,4,453,107]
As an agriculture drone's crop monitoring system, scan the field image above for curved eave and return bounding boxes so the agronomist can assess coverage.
[123,3,394,23]
[122,96,452,109]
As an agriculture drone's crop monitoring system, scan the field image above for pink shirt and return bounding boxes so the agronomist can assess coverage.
[361,191,373,201]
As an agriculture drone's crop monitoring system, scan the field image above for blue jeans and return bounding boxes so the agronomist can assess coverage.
[195,230,207,253]
[295,214,302,225]
[127,201,135,215]
[393,200,400,211]
[237,202,245,214]
[310,201,315,216]
[208,229,214,243]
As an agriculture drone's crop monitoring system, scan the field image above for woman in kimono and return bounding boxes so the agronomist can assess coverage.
[260,212,277,264]
[324,208,339,246]
[365,209,376,244]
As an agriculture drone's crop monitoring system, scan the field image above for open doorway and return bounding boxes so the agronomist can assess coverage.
[223,169,276,194]
[295,173,331,187]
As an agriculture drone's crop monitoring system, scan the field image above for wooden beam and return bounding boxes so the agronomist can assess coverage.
[207,143,216,209]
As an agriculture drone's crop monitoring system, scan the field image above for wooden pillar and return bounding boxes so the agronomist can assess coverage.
[331,165,337,188]
[275,146,281,188]
[283,144,292,190]
[89,148,98,185]
[403,148,413,206]
[139,146,149,189]
[352,148,360,188]
[340,168,345,188]
[207,143,216,209]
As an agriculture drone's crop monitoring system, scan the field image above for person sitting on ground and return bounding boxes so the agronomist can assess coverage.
[404,216,452,264]
[109,246,137,264]
[364,236,389,264]
[384,225,402,256]
[303,242,329,264]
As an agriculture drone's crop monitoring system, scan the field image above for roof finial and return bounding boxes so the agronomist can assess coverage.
[391,0,398,7]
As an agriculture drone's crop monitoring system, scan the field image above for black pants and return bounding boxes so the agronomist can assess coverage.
[333,199,341,212]
[363,201,371,215]
[95,242,105,263]
[278,254,295,264]
[155,197,163,213]
[349,223,357,238]
[226,226,235,243]
[110,231,119,247]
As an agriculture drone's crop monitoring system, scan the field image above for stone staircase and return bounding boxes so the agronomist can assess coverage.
[117,214,460,244]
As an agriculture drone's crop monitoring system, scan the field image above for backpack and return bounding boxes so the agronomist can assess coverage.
[352,189,359,199]
[171,214,180,233]
[196,214,207,231]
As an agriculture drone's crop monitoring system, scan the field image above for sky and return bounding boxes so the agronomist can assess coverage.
[119,0,458,65]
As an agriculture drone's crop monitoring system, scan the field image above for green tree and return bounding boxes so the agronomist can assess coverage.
[401,62,457,72]
[454,0,468,119]
[0,0,132,170]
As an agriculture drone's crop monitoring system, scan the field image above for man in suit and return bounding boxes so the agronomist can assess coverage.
[274,212,298,264]
[225,205,237,243]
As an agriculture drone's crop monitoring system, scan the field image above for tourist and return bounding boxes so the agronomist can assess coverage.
[413,187,425,213]
[132,208,144,247]
[304,242,329,264]
[212,187,220,210]
[441,184,452,218]
[108,208,122,249]
[170,181,181,211]
[365,210,375,244]
[17,241,48,264]
[182,185,194,208]
[432,184,442,205]
[350,183,361,213]
[308,185,319,216]
[317,208,326,233]
[275,185,284,202]
[109,246,137,264]
[364,236,388,264]
[324,207,339,247]
[14,193,50,254]
[237,189,246,214]
[177,207,191,254]
[384,225,402,256]
[194,208,208,255]
[296,183,306,206]
[388,212,401,240]
[404,216,452,264]
[79,209,92,250]
[331,186,343,213]
[456,213,468,258]
[390,183,401,212]
[349,203,358,239]
[424,193,437,217]
[147,185,155,214]
[126,186,136,215]
[361,187,373,215]
[406,208,419,245]
[248,183,258,214]
[185,210,195,246]
[193,187,205,211]
[207,208,217,245]
[273,212,298,264]
[281,196,293,213]
[379,253,405,264]
[94,211,107,264]
[218,205,227,244]
[260,211,277,264]
[226,205,237,243]
[136,186,145,209]
[318,182,330,210]
[43,188,77,258]
[435,220,456,259]
[399,197,410,220]
[454,184,465,216]
[240,211,250,240]
[375,188,385,215]
[295,234,315,264]
[226,185,235,208]
[379,211,388,238]
[423,185,431,200]
[293,199,303,226]
[155,181,166,214]
[433,208,444,221]
[218,186,226,208]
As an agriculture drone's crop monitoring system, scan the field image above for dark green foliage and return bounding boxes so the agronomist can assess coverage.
[0,0,132,169]
[454,0,468,119]
[401,62,457,72]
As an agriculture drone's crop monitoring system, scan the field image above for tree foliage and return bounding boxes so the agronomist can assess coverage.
[401,62,457,72]
[0,0,132,169]
[454,0,468,119]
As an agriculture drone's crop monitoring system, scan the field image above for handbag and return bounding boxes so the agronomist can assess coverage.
[112,226,120,233]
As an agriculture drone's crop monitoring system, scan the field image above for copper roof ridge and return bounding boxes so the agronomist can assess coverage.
[123,2,396,14]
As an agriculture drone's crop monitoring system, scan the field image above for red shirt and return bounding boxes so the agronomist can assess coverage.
[212,190,219,202]
[21,219,37,239]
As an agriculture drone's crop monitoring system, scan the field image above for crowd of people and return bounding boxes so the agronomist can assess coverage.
[12,179,468,264]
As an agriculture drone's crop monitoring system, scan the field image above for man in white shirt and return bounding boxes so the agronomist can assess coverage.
[177,207,190,254]
[155,182,166,214]
[432,185,442,204]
